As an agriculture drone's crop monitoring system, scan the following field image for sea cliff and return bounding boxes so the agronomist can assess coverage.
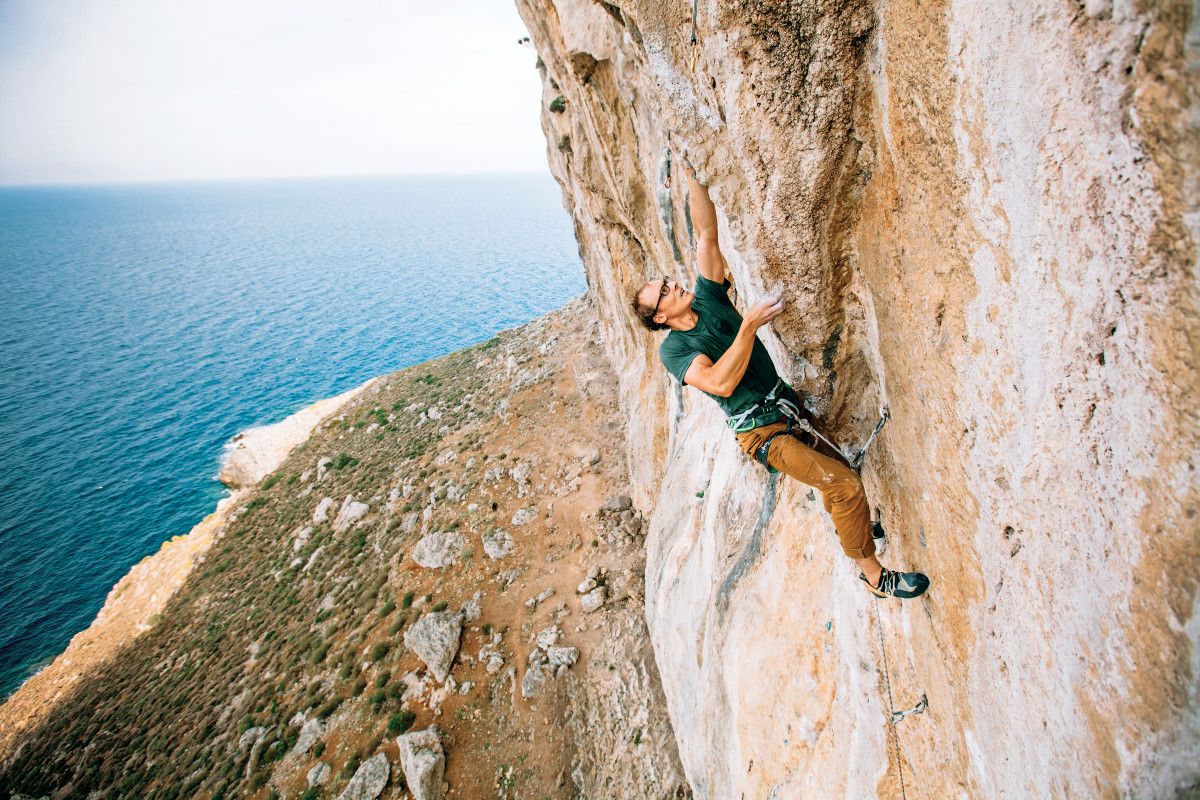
[515,0,1198,796]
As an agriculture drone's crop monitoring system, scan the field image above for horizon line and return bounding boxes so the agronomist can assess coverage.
[0,168,553,190]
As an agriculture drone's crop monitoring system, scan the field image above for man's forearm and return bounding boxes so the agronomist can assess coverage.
[687,168,727,283]
[687,169,718,240]
[708,322,759,396]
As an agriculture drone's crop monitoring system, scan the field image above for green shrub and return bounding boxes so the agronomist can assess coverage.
[267,739,287,762]
[331,453,358,471]
[431,601,449,613]
[401,591,414,609]
[261,473,282,490]
[549,95,566,113]
[375,672,391,689]
[388,710,417,734]
[316,697,343,720]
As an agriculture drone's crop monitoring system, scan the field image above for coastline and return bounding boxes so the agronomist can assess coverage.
[0,376,380,758]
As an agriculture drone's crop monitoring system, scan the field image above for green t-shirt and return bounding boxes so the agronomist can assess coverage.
[659,275,782,423]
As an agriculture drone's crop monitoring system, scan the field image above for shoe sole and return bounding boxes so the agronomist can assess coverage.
[860,577,930,599]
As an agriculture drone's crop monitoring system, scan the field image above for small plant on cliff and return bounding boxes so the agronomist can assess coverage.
[388,710,417,735]
[369,642,390,662]
[316,696,343,720]
[557,134,572,154]
[340,754,361,778]
[549,95,566,113]
[331,452,357,471]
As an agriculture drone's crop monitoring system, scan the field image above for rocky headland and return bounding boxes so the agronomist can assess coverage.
[0,299,686,799]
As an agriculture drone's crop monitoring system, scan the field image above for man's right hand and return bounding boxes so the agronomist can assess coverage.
[744,297,785,330]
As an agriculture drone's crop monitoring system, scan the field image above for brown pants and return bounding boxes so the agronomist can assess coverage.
[735,421,875,559]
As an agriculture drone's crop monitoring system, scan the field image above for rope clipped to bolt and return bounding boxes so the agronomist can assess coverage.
[689,0,699,71]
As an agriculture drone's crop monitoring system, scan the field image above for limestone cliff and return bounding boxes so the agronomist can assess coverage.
[515,0,1199,797]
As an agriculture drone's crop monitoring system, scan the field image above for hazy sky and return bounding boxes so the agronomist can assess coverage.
[0,1,549,185]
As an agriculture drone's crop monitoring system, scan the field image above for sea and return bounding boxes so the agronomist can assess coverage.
[0,173,586,699]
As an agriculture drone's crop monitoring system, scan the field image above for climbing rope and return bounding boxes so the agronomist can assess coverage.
[872,599,909,800]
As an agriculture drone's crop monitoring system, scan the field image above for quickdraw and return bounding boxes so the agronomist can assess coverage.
[891,693,928,725]
[689,0,699,71]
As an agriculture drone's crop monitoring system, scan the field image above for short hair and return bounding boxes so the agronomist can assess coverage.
[631,288,668,332]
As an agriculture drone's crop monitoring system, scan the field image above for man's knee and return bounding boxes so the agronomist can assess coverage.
[826,469,866,503]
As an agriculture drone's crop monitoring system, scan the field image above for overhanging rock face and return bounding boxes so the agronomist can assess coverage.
[515,0,1199,797]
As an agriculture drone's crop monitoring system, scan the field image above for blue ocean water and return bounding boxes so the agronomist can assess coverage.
[0,174,585,699]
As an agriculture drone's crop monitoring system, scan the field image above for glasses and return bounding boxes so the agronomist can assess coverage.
[652,276,673,317]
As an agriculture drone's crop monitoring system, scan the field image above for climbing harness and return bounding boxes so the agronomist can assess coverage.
[729,378,852,469]
[731,378,890,472]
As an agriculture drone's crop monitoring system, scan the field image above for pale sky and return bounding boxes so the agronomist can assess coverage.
[0,1,549,185]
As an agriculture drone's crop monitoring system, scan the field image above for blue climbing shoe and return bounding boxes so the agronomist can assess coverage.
[860,567,929,599]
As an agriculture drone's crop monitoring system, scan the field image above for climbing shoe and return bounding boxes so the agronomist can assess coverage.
[860,567,929,599]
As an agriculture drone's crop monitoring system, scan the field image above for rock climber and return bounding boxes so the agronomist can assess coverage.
[630,160,930,600]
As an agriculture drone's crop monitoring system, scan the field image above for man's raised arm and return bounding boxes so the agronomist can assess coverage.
[686,166,728,284]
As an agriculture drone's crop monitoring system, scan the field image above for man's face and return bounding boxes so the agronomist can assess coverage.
[639,276,691,324]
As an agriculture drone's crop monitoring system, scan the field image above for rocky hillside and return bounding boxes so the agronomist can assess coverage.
[0,299,688,799]
[515,0,1198,798]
